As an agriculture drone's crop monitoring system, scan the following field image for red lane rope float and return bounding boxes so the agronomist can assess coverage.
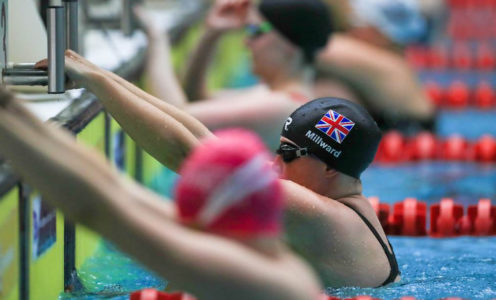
[368,197,496,237]
[375,131,496,163]
[130,289,197,300]
[430,198,464,237]
[424,80,496,109]
[473,135,496,162]
[468,198,496,235]
[368,196,390,231]
[407,43,496,71]
[390,198,427,236]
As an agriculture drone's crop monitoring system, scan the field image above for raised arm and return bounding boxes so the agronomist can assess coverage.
[0,89,175,224]
[133,6,189,107]
[37,50,214,171]
[0,91,319,300]
[183,0,250,101]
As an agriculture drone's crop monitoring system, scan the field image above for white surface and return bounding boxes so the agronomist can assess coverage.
[85,29,147,71]
[9,0,47,64]
[18,92,72,121]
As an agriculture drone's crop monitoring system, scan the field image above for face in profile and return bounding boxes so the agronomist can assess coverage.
[244,8,299,78]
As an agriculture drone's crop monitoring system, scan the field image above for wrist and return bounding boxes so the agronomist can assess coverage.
[84,70,108,90]
[204,27,226,39]
[147,29,165,41]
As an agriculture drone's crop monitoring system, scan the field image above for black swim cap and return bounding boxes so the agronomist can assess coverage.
[259,0,333,63]
[281,98,382,179]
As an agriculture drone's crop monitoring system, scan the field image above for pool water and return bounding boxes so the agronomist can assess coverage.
[60,242,166,300]
[333,161,496,300]
[328,237,496,300]
[62,109,496,300]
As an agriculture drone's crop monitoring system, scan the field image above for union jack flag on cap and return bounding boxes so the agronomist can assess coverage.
[315,109,355,144]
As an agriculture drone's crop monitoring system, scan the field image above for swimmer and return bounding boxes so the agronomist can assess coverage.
[317,0,436,132]
[37,47,400,287]
[137,0,337,151]
[140,0,433,140]
[0,91,322,300]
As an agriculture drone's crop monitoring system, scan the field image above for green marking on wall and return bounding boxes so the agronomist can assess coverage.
[0,188,19,300]
[142,152,163,188]
[125,135,138,180]
[75,113,106,271]
[28,193,64,300]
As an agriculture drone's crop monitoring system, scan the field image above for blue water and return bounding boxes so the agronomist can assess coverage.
[60,243,166,299]
[334,162,496,300]
[362,162,496,206]
[328,237,496,300]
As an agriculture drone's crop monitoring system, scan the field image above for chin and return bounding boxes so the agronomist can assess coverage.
[252,64,271,82]
[251,64,262,78]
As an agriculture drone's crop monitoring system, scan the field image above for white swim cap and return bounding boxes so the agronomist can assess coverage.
[350,0,427,45]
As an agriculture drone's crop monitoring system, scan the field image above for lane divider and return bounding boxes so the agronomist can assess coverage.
[375,131,496,163]
[424,80,496,109]
[368,197,496,237]
[129,290,474,300]
[407,44,496,71]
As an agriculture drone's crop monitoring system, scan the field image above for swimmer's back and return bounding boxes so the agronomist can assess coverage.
[281,180,398,288]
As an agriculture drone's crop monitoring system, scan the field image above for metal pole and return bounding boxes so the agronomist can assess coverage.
[63,0,78,52]
[7,63,37,70]
[121,0,133,37]
[3,69,47,76]
[121,0,143,37]
[2,75,48,86]
[47,5,65,94]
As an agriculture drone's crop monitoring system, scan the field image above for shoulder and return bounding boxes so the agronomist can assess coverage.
[322,34,407,69]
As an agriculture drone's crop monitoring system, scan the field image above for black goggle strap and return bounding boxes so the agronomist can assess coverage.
[276,144,309,161]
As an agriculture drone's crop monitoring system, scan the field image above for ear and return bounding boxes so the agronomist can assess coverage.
[324,165,338,179]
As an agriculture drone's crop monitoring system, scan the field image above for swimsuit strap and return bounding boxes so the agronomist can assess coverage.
[343,203,400,286]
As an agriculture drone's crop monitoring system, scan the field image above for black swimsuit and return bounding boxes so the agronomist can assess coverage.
[344,204,400,287]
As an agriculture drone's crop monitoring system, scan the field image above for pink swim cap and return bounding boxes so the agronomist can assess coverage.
[175,129,282,237]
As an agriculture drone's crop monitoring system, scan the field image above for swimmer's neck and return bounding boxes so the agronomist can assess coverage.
[322,175,363,201]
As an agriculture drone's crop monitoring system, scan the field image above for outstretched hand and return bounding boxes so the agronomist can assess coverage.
[206,0,251,33]
[35,50,101,90]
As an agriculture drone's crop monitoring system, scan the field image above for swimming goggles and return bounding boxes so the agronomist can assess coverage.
[276,142,309,163]
[245,22,273,39]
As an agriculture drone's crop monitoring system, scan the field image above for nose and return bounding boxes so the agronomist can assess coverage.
[273,155,284,176]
